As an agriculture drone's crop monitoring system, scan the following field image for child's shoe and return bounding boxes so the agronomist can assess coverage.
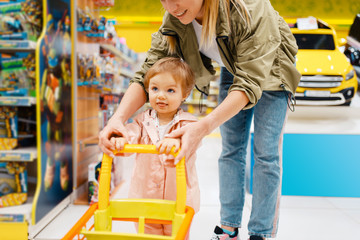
[211,226,239,240]
[249,236,265,240]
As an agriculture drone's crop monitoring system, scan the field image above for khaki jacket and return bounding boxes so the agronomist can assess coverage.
[125,109,200,212]
[131,0,301,109]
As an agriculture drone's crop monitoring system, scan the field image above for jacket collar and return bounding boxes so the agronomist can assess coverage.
[146,108,197,124]
[142,108,197,144]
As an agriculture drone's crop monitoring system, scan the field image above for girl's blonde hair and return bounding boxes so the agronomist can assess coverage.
[165,0,251,54]
[144,57,195,98]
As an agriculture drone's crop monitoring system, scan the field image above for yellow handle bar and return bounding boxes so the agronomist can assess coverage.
[97,144,186,214]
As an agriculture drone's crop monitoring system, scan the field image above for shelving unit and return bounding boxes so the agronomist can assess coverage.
[0,0,136,238]
[183,64,220,116]
[0,0,76,238]
[0,147,37,162]
[0,96,36,106]
[73,0,138,206]
[0,47,36,53]
[0,3,42,234]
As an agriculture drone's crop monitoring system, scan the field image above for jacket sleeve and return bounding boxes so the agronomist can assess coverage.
[228,0,283,109]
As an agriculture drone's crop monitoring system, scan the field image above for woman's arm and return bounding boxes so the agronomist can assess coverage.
[168,90,249,163]
[98,83,147,156]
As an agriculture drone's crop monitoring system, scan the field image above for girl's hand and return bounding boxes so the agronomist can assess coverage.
[165,121,208,164]
[99,120,129,157]
[110,137,128,152]
[156,138,180,155]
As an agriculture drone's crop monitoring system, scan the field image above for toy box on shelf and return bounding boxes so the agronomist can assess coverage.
[0,105,36,151]
[0,106,18,150]
[88,157,123,204]
[0,161,28,207]
[0,52,36,97]
[0,0,43,49]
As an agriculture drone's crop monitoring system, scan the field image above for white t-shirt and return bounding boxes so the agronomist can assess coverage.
[192,19,225,67]
[157,122,172,140]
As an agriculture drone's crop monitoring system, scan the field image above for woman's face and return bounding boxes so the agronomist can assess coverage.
[160,0,204,24]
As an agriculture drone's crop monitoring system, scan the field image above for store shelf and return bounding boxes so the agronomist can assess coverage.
[347,36,360,49]
[206,101,218,108]
[0,147,37,162]
[0,47,36,53]
[0,97,36,106]
[120,68,134,78]
[0,40,37,52]
[0,197,33,222]
[100,44,135,64]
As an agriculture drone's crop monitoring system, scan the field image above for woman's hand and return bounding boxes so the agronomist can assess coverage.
[166,91,250,164]
[99,120,129,157]
[98,83,147,157]
[165,121,209,164]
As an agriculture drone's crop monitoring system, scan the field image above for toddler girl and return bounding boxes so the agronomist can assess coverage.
[111,57,200,237]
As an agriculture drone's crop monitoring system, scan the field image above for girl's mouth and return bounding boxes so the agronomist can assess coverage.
[157,102,167,107]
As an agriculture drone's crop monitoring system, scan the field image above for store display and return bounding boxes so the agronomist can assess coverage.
[0,52,35,97]
[0,0,42,48]
[345,13,360,85]
[87,158,122,204]
[0,107,18,150]
[0,162,27,207]
[287,17,358,106]
[30,0,74,226]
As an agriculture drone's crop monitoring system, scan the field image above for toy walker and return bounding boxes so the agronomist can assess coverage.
[63,144,194,240]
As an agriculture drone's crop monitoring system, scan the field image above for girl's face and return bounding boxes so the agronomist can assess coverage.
[160,0,204,24]
[148,72,185,121]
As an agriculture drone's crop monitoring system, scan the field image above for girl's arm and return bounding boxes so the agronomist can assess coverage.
[167,90,249,163]
[98,83,147,156]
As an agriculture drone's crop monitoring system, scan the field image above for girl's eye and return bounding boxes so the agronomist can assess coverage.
[151,87,158,91]
[167,89,175,93]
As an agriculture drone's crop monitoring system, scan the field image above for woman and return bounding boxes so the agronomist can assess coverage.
[99,0,301,239]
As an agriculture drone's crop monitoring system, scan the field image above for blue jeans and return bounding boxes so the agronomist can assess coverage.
[218,67,288,238]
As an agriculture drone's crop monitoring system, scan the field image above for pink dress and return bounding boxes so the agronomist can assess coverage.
[124,108,200,236]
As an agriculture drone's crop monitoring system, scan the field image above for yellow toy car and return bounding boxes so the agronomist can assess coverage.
[288,17,358,106]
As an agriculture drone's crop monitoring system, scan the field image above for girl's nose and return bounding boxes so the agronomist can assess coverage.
[157,91,166,99]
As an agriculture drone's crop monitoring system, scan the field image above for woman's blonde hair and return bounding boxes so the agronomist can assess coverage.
[144,57,195,98]
[165,0,251,54]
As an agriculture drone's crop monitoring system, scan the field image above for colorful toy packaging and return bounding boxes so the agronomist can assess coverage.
[0,162,27,207]
[0,52,35,97]
[88,158,123,204]
[0,107,18,150]
[0,106,36,150]
[0,0,42,43]
[88,161,101,203]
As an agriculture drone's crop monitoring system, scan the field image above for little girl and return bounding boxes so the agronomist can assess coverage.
[110,57,200,237]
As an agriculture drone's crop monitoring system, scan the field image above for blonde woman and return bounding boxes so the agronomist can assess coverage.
[99,0,301,239]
